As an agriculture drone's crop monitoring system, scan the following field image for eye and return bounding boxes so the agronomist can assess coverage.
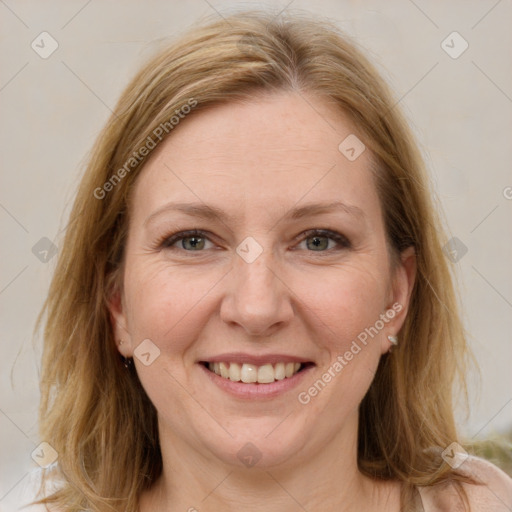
[296,229,351,252]
[160,230,215,251]
[157,228,351,254]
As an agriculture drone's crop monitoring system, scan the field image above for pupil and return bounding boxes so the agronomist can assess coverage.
[308,236,327,251]
[185,237,204,250]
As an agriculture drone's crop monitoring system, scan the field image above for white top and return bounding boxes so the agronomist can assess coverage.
[4,456,512,512]
[1,462,62,512]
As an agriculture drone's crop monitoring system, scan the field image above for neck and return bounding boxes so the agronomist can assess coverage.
[140,412,400,512]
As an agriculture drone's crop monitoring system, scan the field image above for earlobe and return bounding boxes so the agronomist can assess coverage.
[383,246,417,350]
[107,285,133,357]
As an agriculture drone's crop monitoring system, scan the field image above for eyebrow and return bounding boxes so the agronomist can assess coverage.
[144,200,365,227]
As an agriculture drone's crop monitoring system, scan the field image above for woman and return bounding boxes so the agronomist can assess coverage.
[24,10,511,512]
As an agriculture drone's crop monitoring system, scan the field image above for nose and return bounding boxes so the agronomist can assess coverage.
[219,249,294,337]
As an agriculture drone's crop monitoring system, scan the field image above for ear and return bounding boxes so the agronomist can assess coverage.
[107,282,134,358]
[381,246,417,353]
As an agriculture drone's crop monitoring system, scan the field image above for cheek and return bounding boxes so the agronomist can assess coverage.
[297,271,387,426]
[124,261,222,354]
[292,261,389,347]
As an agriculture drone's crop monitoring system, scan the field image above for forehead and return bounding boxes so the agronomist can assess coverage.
[130,91,382,227]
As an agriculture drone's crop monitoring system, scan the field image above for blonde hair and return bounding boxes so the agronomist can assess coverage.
[36,10,477,511]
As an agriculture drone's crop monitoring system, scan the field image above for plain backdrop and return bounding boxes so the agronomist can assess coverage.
[1,0,511,505]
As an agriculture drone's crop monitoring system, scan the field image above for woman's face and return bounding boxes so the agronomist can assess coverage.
[110,91,415,470]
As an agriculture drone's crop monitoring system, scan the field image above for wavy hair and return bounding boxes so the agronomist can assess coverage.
[35,10,476,511]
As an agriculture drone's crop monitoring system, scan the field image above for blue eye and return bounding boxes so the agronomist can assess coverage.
[161,230,214,251]
[297,229,351,252]
[159,229,351,253]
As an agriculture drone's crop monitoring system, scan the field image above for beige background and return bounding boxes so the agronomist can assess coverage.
[1,0,511,506]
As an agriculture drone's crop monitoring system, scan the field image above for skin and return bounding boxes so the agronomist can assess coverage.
[109,91,416,511]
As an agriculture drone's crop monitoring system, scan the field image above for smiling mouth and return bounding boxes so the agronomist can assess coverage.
[201,361,314,384]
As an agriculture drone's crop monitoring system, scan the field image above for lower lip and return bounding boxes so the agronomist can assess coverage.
[198,363,314,400]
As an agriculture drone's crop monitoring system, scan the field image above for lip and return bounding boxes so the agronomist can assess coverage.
[199,352,312,366]
[198,361,315,400]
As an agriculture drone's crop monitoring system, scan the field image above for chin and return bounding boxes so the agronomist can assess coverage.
[199,418,312,470]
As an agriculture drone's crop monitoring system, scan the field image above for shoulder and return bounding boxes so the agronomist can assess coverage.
[419,455,512,512]
[459,455,512,511]
[2,464,63,512]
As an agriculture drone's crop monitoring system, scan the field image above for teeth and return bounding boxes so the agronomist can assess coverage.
[241,364,258,383]
[274,362,285,380]
[257,364,275,384]
[207,361,305,383]
[219,362,229,379]
[229,362,241,382]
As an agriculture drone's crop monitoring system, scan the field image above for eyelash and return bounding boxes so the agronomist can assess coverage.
[157,228,351,253]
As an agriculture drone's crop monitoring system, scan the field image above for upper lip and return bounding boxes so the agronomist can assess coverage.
[199,353,315,366]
